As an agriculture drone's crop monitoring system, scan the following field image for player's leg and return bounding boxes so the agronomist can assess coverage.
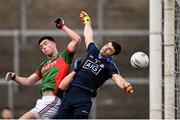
[54,102,73,118]
[19,111,36,119]
[30,96,61,119]
[54,92,73,118]
[72,92,93,119]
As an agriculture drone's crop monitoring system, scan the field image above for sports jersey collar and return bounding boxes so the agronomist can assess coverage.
[47,53,59,63]
[98,54,113,62]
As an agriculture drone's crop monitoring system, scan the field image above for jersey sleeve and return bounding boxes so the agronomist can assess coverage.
[87,42,99,54]
[60,48,75,64]
[107,62,119,77]
[66,47,75,56]
[34,61,46,78]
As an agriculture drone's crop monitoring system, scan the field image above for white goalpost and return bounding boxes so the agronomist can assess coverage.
[150,0,180,119]
[149,0,163,118]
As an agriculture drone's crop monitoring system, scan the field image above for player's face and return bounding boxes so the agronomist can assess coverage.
[100,42,115,57]
[1,109,12,119]
[39,39,56,57]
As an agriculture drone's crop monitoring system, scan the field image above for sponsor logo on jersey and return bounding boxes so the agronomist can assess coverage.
[41,60,57,73]
[83,60,103,75]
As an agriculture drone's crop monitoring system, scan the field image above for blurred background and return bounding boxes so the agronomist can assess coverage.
[0,0,179,119]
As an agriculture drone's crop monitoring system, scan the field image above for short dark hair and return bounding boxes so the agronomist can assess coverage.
[38,36,55,45]
[111,42,121,55]
[0,106,11,112]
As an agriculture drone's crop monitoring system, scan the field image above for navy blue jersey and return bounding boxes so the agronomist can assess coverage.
[71,42,119,91]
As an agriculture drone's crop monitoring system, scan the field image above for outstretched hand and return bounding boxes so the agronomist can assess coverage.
[54,17,65,29]
[80,10,91,24]
[5,72,16,81]
[123,82,134,93]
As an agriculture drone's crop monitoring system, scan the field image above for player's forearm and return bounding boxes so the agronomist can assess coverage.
[62,26,81,43]
[116,79,126,89]
[59,71,76,90]
[84,23,93,46]
[79,11,93,47]
[112,74,134,93]
[14,76,33,86]
[112,75,126,89]
[13,76,30,86]
[14,74,39,87]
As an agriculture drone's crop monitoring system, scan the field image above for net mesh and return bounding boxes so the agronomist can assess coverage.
[175,1,180,119]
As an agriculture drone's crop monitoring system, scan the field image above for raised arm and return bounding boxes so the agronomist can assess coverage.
[62,26,81,52]
[55,18,81,52]
[5,72,40,87]
[112,74,134,93]
[80,11,94,48]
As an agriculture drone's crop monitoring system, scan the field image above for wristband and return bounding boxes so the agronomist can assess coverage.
[12,74,16,80]
[58,24,65,29]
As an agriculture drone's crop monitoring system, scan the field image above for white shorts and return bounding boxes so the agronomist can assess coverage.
[31,96,61,119]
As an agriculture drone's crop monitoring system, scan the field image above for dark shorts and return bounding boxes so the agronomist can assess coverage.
[54,86,93,119]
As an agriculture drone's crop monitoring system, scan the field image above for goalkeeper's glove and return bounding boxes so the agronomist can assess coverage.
[5,72,16,81]
[123,82,134,93]
[55,17,65,29]
[80,10,91,24]
[73,58,82,72]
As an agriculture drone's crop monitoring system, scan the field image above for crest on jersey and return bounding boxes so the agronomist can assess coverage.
[90,55,94,58]
[100,64,104,68]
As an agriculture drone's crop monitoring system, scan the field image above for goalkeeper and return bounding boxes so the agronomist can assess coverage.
[5,17,81,119]
[54,11,134,119]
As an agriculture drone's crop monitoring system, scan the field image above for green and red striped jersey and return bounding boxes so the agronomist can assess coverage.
[35,48,74,97]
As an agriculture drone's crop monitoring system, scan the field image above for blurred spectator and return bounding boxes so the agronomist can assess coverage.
[0,107,12,119]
